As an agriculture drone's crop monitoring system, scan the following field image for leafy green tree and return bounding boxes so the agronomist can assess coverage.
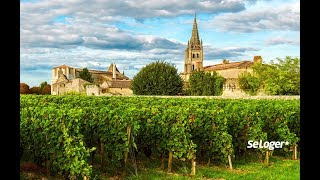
[240,56,300,95]
[39,81,48,90]
[78,68,94,83]
[188,71,225,96]
[255,57,299,95]
[238,72,261,95]
[214,75,226,96]
[131,61,183,95]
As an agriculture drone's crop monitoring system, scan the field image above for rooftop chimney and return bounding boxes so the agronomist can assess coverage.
[112,63,116,80]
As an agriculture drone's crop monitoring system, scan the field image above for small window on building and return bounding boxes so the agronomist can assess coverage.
[192,54,195,58]
[197,53,199,58]
[192,65,194,71]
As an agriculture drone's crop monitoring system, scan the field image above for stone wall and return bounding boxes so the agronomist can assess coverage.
[108,88,133,95]
[216,68,253,79]
[86,85,101,96]
[66,79,86,93]
[52,78,87,95]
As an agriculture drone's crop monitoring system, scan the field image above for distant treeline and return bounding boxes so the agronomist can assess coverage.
[20,81,51,95]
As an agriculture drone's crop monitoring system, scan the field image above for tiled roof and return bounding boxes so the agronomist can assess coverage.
[76,68,130,80]
[75,68,106,74]
[98,72,129,80]
[53,64,130,80]
[109,80,131,88]
[204,61,253,71]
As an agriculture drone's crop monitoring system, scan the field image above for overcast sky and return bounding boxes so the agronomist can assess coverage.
[20,0,300,87]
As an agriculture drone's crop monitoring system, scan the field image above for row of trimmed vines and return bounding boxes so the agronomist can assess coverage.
[20,95,300,178]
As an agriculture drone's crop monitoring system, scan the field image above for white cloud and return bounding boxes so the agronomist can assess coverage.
[208,1,300,32]
[204,46,260,60]
[265,36,299,46]
[21,0,246,24]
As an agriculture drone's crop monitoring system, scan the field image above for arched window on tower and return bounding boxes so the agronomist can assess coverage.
[197,53,199,58]
[192,54,195,58]
[192,65,195,71]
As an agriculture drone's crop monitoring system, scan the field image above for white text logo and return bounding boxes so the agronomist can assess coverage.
[247,140,289,150]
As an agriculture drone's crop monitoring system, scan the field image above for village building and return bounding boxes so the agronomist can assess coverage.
[204,56,262,95]
[51,64,132,95]
[51,15,264,96]
[180,15,263,96]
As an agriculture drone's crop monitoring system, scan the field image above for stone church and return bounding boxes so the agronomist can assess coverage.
[51,64,132,95]
[180,15,263,96]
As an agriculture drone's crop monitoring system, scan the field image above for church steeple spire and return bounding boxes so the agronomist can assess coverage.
[183,13,203,80]
[190,13,200,45]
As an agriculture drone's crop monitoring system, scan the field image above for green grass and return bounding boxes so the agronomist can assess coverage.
[106,156,300,180]
[20,155,299,180]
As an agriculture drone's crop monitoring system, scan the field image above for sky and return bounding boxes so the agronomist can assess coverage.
[20,0,300,87]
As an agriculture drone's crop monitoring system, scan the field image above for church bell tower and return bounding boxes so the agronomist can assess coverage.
[184,14,203,77]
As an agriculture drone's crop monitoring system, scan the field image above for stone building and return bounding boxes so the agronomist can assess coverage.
[51,64,132,95]
[180,15,203,81]
[180,14,263,96]
[204,56,262,95]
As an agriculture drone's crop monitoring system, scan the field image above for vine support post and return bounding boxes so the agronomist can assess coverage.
[168,151,173,173]
[122,125,131,177]
[100,139,104,168]
[45,134,50,176]
[207,158,210,166]
[265,150,269,165]
[228,155,233,170]
[292,145,297,160]
[191,157,196,176]
[160,152,165,169]
[46,159,50,177]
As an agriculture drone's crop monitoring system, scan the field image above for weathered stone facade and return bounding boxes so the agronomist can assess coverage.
[180,15,203,81]
[51,73,89,95]
[107,88,133,95]
[204,59,261,96]
[51,64,133,95]
[86,84,101,96]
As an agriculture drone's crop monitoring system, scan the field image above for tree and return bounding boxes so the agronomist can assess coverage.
[30,86,40,94]
[131,61,183,95]
[188,71,225,96]
[239,56,300,95]
[20,83,30,94]
[41,85,51,95]
[214,75,226,96]
[78,68,94,83]
[39,81,48,92]
[238,72,261,95]
[266,57,300,95]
